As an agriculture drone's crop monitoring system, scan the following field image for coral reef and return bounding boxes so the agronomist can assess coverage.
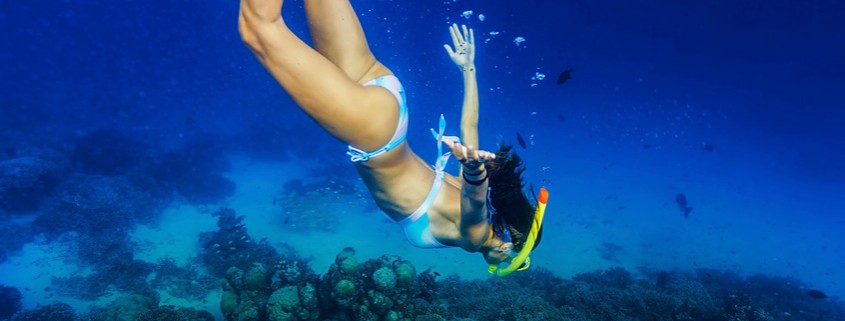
[435,266,845,321]
[36,174,158,239]
[69,129,150,176]
[198,208,321,321]
[31,173,164,299]
[716,273,845,321]
[571,266,635,289]
[196,208,845,321]
[438,271,563,321]
[134,305,216,321]
[725,291,773,321]
[9,303,78,321]
[215,245,443,321]
[51,258,155,300]
[0,221,34,263]
[0,152,65,214]
[316,248,445,321]
[0,285,22,320]
[69,129,234,205]
[49,226,156,300]
[7,186,845,321]
[150,258,218,302]
[98,293,159,321]
[17,292,214,321]
[220,258,321,321]
[198,208,284,277]
[8,239,845,321]
[79,292,213,321]
[533,267,722,321]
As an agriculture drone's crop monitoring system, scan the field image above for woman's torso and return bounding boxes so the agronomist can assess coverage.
[350,65,467,247]
[353,143,464,247]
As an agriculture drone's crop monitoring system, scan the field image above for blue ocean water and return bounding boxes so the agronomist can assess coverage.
[1,0,844,320]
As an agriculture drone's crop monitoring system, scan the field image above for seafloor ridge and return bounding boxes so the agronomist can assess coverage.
[1,131,843,321]
[1,206,843,321]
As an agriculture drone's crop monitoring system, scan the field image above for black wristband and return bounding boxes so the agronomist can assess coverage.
[462,170,489,186]
[463,168,485,176]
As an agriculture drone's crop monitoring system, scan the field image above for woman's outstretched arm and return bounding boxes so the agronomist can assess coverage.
[444,24,479,148]
[444,24,494,251]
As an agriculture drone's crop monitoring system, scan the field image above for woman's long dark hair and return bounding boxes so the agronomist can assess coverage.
[486,144,542,252]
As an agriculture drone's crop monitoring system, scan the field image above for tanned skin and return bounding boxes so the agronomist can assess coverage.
[239,0,513,264]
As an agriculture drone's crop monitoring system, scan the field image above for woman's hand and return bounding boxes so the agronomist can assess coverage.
[444,139,495,172]
[443,24,475,71]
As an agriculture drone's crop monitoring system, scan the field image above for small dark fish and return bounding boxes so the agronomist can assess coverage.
[433,271,441,277]
[184,114,198,126]
[516,132,527,149]
[557,69,574,85]
[556,113,566,123]
[807,289,828,299]
[676,194,687,207]
[675,193,693,218]
[703,143,714,152]
[642,143,651,150]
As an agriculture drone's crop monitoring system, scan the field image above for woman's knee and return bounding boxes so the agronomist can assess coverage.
[238,13,261,49]
[239,13,280,58]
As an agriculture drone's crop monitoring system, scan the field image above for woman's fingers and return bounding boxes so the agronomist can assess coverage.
[446,141,463,158]
[450,24,462,48]
[443,44,455,57]
[475,150,496,162]
[466,145,480,161]
[443,138,458,150]
[448,141,470,161]
[446,141,495,164]
[449,24,473,47]
[455,24,465,43]
[463,145,492,163]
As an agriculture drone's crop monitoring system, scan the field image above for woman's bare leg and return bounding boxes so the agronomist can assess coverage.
[239,0,398,150]
[304,0,390,82]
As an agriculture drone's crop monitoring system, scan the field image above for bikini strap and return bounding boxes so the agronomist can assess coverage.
[407,115,459,222]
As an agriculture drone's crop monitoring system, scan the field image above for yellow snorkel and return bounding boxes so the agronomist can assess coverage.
[488,187,548,277]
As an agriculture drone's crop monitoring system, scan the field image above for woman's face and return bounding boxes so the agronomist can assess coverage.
[484,241,514,264]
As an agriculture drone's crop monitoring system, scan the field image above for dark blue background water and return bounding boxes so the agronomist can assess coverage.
[4,0,843,178]
[2,0,844,306]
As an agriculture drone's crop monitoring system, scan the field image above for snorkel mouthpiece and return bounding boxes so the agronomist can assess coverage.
[488,187,548,277]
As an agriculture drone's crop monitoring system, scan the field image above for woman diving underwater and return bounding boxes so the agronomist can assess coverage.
[239,0,547,276]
